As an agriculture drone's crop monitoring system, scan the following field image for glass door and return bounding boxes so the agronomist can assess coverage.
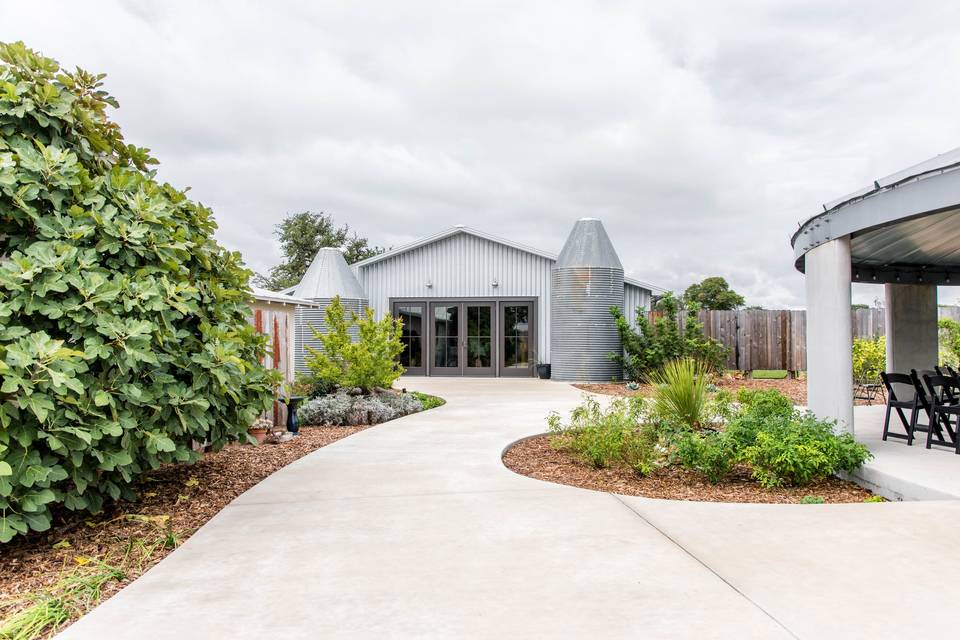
[430,302,461,375]
[393,302,425,375]
[501,302,534,377]
[464,303,495,376]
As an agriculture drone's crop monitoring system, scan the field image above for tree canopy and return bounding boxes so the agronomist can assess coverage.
[0,42,278,542]
[683,276,745,310]
[255,211,383,291]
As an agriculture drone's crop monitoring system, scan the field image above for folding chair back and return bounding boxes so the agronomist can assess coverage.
[922,373,960,452]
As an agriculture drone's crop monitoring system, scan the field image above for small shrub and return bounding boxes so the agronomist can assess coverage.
[547,396,640,469]
[736,388,794,419]
[864,495,886,503]
[298,393,354,426]
[674,431,735,484]
[939,318,960,367]
[800,495,825,504]
[649,358,711,429]
[351,396,398,424]
[852,336,885,383]
[620,425,659,476]
[740,413,872,488]
[305,297,405,392]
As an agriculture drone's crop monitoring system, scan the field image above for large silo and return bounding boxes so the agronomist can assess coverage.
[550,218,625,381]
[292,248,368,374]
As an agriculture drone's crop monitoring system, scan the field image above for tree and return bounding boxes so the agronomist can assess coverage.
[683,276,745,310]
[0,42,279,542]
[256,212,383,291]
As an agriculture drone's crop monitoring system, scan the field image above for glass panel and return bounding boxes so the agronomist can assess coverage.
[503,305,531,368]
[433,305,459,368]
[465,305,492,369]
[397,305,423,369]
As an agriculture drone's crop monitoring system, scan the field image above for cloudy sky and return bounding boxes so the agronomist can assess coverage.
[5,1,960,307]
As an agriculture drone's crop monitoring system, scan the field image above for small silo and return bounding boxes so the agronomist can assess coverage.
[550,218,625,381]
[292,248,368,374]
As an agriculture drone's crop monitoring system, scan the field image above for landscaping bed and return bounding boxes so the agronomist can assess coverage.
[504,434,874,504]
[0,425,366,638]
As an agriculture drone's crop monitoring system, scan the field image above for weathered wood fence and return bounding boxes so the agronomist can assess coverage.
[649,306,960,372]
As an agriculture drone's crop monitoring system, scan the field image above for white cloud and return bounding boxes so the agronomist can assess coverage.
[4,0,960,307]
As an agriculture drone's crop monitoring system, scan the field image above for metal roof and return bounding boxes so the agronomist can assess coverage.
[292,248,368,300]
[555,218,623,270]
[350,223,665,292]
[792,147,960,284]
[250,287,324,307]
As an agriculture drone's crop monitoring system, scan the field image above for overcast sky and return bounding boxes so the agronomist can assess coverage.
[5,1,960,307]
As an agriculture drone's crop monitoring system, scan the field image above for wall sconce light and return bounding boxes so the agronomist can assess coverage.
[425,279,433,288]
[492,279,499,288]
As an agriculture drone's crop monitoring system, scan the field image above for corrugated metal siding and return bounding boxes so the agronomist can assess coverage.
[355,233,556,361]
[623,282,650,329]
[550,268,625,381]
[294,297,367,374]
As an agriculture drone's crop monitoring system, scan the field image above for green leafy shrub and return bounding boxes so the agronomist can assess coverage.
[0,43,278,543]
[863,495,886,503]
[800,495,825,504]
[305,297,404,392]
[547,396,657,474]
[610,293,728,381]
[740,413,872,488]
[852,336,885,382]
[674,431,735,484]
[649,358,711,429]
[939,317,960,368]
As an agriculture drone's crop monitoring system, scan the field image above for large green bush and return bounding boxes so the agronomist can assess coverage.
[939,317,960,368]
[852,336,885,383]
[304,296,404,392]
[0,43,278,542]
[610,293,728,381]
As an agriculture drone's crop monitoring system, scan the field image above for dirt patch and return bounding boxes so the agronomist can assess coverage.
[0,425,366,634]
[503,434,875,504]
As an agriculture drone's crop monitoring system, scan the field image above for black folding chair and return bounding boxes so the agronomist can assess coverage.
[880,372,930,445]
[922,373,960,453]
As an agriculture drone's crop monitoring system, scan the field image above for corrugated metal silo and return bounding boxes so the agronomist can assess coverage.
[292,248,368,374]
[550,218,625,381]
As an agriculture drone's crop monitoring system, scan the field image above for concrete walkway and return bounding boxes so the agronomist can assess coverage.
[60,379,960,639]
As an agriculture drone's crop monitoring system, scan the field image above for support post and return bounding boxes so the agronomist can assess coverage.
[805,237,854,432]
[884,283,938,378]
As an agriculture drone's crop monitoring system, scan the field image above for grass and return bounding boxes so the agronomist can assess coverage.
[410,391,445,410]
[750,370,789,380]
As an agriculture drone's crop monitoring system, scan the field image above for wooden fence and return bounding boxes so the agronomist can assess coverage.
[649,306,960,372]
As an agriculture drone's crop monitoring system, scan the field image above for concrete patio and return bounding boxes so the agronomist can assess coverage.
[852,404,960,501]
[58,379,960,640]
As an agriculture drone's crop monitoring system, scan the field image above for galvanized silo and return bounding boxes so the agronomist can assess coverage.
[550,218,625,381]
[292,248,368,374]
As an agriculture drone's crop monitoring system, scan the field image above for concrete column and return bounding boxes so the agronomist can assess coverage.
[805,237,854,432]
[884,283,938,377]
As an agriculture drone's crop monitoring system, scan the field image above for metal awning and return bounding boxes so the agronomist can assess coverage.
[792,147,960,284]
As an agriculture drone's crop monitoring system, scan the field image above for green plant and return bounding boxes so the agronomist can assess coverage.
[648,358,711,429]
[725,388,795,450]
[610,293,728,381]
[0,43,278,543]
[864,495,886,503]
[674,431,735,484]
[852,336,885,383]
[740,413,872,488]
[409,391,445,410]
[800,495,825,504]
[546,396,655,473]
[939,317,960,367]
[304,297,405,392]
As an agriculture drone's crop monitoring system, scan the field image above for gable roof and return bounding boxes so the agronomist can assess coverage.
[351,224,666,293]
[293,247,367,300]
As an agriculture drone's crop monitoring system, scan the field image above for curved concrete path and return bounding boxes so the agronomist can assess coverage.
[60,379,960,639]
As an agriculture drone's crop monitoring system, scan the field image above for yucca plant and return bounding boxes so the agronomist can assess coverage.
[649,358,711,429]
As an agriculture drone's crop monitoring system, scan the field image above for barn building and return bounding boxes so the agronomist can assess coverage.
[288,218,662,381]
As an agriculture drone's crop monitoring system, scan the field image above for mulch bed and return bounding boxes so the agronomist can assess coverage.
[0,425,366,633]
[503,434,874,504]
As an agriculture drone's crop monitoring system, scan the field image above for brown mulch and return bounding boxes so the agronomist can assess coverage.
[0,425,366,632]
[503,434,875,504]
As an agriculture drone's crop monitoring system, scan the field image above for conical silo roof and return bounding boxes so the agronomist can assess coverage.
[555,218,623,270]
[292,247,367,300]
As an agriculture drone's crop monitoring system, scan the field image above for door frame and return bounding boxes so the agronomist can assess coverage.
[463,301,496,377]
[428,301,463,376]
[391,301,427,376]
[390,297,537,377]
[499,301,536,378]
